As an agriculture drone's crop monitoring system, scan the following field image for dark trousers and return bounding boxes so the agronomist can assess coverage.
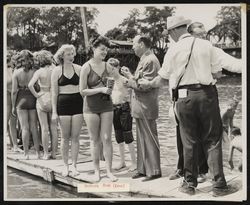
[176,86,227,188]
[176,123,209,174]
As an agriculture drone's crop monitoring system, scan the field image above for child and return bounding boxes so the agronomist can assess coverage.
[107,58,136,172]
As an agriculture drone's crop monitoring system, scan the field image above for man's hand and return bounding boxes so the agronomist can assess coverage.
[121,66,133,79]
[138,78,151,90]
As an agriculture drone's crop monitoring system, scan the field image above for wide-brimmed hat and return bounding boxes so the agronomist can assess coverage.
[166,16,192,31]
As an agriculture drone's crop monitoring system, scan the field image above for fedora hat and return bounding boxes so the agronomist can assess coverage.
[167,16,192,31]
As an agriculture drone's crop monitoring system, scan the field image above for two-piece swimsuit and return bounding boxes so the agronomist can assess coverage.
[57,65,83,116]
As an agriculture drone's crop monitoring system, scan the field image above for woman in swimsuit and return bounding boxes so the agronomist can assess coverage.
[6,51,20,152]
[28,50,58,160]
[11,50,40,159]
[80,35,117,182]
[51,44,83,176]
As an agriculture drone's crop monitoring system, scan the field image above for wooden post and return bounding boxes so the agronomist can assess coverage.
[80,7,89,53]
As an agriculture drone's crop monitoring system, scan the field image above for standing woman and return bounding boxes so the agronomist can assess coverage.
[6,51,20,152]
[51,44,83,176]
[80,36,117,182]
[28,50,58,160]
[11,50,40,159]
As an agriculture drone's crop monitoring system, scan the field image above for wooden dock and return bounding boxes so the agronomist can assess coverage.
[6,149,244,200]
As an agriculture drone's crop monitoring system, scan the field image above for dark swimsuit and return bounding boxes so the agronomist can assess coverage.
[57,65,83,116]
[16,86,37,110]
[83,63,113,114]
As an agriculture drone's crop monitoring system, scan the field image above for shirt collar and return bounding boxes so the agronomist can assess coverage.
[178,33,192,41]
[140,49,152,61]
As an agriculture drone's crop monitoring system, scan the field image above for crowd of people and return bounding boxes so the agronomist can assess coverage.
[6,16,242,196]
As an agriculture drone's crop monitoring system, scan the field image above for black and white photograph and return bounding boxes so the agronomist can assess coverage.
[3,3,247,201]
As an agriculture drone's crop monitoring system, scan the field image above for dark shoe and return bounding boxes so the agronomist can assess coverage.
[132,173,146,179]
[169,169,183,180]
[212,185,229,197]
[178,182,195,195]
[197,174,207,183]
[142,174,162,182]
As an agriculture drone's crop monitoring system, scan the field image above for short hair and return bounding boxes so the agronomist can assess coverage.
[107,58,120,68]
[137,35,152,48]
[187,22,204,34]
[54,44,76,65]
[15,50,34,69]
[37,50,53,67]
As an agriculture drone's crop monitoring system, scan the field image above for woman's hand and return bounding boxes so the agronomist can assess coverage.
[100,87,112,95]
[36,92,45,98]
[12,107,17,117]
[51,112,59,123]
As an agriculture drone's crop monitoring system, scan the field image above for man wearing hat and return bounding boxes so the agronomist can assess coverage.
[139,16,228,196]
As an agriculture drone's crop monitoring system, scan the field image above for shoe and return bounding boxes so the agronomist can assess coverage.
[169,169,183,180]
[178,182,195,195]
[212,185,229,197]
[197,174,207,183]
[132,173,146,179]
[142,174,162,182]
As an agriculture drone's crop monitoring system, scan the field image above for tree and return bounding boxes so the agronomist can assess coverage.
[105,6,175,64]
[207,6,241,44]
[6,6,99,52]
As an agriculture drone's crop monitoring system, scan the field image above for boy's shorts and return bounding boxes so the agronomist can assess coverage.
[113,102,134,144]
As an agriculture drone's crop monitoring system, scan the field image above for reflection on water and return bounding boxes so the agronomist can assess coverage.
[7,168,100,199]
[7,76,242,199]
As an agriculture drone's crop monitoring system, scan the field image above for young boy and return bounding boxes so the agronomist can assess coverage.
[107,58,136,172]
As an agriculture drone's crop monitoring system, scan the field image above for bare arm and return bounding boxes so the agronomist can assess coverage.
[79,63,109,96]
[51,67,59,115]
[28,70,41,98]
[11,70,18,116]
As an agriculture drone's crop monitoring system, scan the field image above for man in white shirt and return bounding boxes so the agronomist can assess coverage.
[187,22,242,74]
[139,16,228,196]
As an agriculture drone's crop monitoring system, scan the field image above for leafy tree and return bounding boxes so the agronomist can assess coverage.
[7,6,99,52]
[207,6,241,44]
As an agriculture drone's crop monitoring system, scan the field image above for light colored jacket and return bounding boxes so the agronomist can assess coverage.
[130,50,160,120]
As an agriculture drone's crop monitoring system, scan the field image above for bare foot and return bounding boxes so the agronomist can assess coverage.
[92,171,101,182]
[114,163,126,171]
[107,172,118,182]
[71,166,80,176]
[128,164,137,172]
[23,154,29,160]
[13,146,23,153]
[62,166,69,177]
[42,154,50,160]
[36,152,41,159]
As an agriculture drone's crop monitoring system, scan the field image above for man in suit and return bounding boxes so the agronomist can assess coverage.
[121,35,162,182]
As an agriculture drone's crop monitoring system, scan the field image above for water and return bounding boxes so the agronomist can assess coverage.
[7,76,242,198]
[7,168,100,199]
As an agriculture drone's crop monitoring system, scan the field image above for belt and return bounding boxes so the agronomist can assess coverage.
[178,84,213,90]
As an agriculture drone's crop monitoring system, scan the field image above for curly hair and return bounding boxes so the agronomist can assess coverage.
[37,50,53,67]
[87,35,110,58]
[53,44,76,65]
[15,50,34,69]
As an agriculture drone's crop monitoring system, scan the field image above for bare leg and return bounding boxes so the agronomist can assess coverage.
[37,108,50,159]
[228,145,235,170]
[128,143,137,171]
[48,113,58,159]
[17,109,30,159]
[59,116,71,176]
[29,110,41,159]
[84,113,101,182]
[115,143,126,170]
[70,114,83,176]
[100,111,117,182]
